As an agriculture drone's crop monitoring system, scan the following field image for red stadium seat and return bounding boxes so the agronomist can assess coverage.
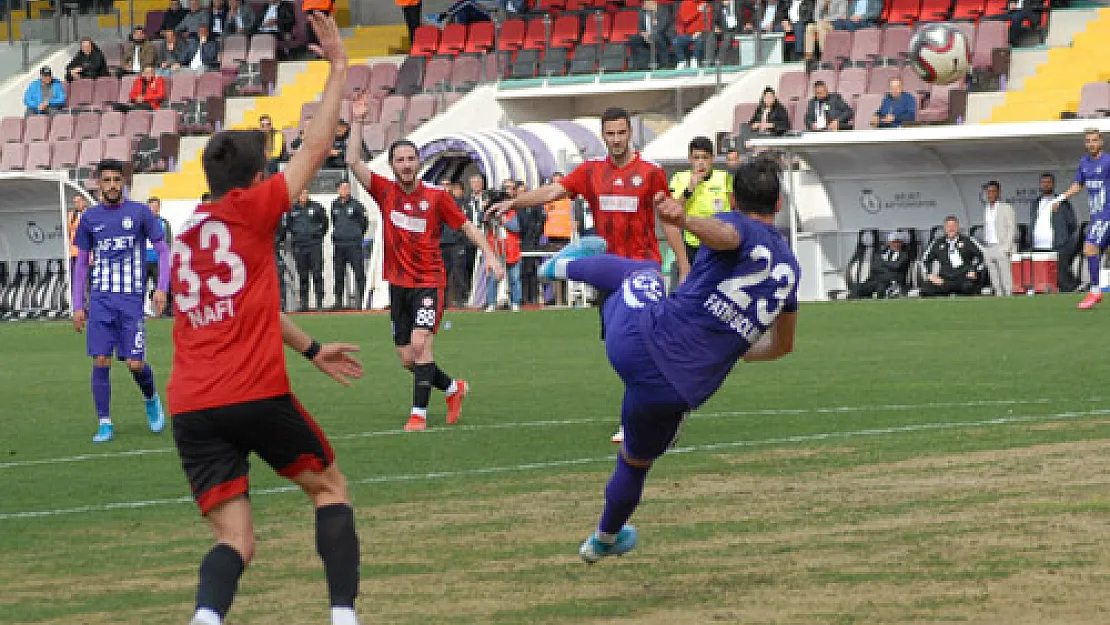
[580,12,613,45]
[885,0,922,24]
[919,0,952,21]
[981,0,1009,18]
[410,25,441,57]
[610,10,639,43]
[950,0,986,21]
[497,19,527,51]
[464,21,495,54]
[437,23,467,56]
[523,17,549,50]
[551,14,581,49]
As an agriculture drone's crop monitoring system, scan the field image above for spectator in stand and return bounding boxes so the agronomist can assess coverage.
[24,67,66,116]
[259,115,287,174]
[290,117,309,155]
[804,79,852,131]
[872,76,916,128]
[226,0,258,35]
[1004,0,1040,46]
[66,37,110,82]
[176,0,211,38]
[161,0,189,34]
[852,231,912,298]
[209,0,228,37]
[920,215,986,296]
[747,87,791,140]
[804,0,846,67]
[629,0,676,70]
[258,0,296,39]
[121,26,160,77]
[673,0,711,69]
[743,0,790,34]
[834,0,881,31]
[116,65,167,111]
[326,119,350,169]
[188,25,221,71]
[159,29,191,72]
[788,0,815,62]
[396,0,421,52]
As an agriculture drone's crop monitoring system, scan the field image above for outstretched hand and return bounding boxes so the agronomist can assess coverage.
[312,343,363,386]
[305,12,347,65]
[654,190,686,229]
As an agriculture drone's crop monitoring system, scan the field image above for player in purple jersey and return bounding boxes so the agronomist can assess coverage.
[1051,129,1110,309]
[537,154,800,563]
[72,160,171,442]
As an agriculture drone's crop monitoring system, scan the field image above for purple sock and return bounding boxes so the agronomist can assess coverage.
[131,363,156,400]
[598,454,649,535]
[567,255,660,292]
[92,366,111,420]
[1089,255,1102,291]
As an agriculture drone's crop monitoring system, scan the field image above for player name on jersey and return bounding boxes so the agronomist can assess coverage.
[702,291,760,340]
[183,298,236,329]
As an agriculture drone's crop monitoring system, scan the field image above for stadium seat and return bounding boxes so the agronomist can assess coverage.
[848,28,882,67]
[567,44,599,74]
[118,74,138,104]
[950,0,986,21]
[564,0,589,12]
[67,79,96,110]
[732,102,758,135]
[919,0,952,21]
[100,110,124,137]
[972,20,1008,73]
[450,55,482,90]
[196,71,226,100]
[103,135,131,163]
[358,97,382,124]
[51,140,79,170]
[981,0,1009,18]
[168,71,197,103]
[30,258,67,318]
[551,14,581,49]
[497,19,527,51]
[410,25,441,57]
[101,41,123,74]
[809,68,838,98]
[74,112,101,140]
[777,71,808,104]
[598,43,628,72]
[78,137,104,167]
[220,34,249,73]
[92,77,120,110]
[437,23,467,56]
[0,143,26,171]
[367,63,399,98]
[819,30,852,69]
[880,26,912,66]
[144,10,165,37]
[867,65,901,93]
[300,100,320,126]
[1077,81,1110,118]
[25,142,51,170]
[540,47,569,76]
[918,81,966,123]
[886,0,922,24]
[380,95,409,127]
[344,64,371,99]
[845,229,881,296]
[247,34,276,63]
[123,110,153,138]
[900,65,932,99]
[395,56,426,96]
[405,94,438,132]
[0,117,21,143]
[510,48,541,78]
[47,113,75,142]
[853,92,885,124]
[362,122,386,154]
[610,10,639,43]
[464,21,495,54]
[580,13,613,45]
[523,18,549,50]
[422,56,454,92]
[837,67,869,101]
[23,115,50,142]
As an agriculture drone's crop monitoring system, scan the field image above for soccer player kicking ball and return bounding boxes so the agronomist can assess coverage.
[534,155,800,563]
[72,159,169,443]
[346,92,505,432]
[1051,128,1110,309]
[167,14,365,625]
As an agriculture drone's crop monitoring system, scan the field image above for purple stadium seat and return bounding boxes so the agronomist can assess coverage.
[849,28,883,67]
[1,117,23,143]
[422,57,453,92]
[92,77,120,109]
[77,137,104,167]
[300,100,320,126]
[74,112,101,140]
[918,81,964,123]
[733,102,758,135]
[144,10,165,38]
[344,64,371,99]
[100,110,124,137]
[820,30,853,69]
[445,91,462,108]
[103,135,131,163]
[837,67,870,101]
[101,41,123,73]
[380,95,408,126]
[880,26,912,65]
[169,71,197,103]
[0,143,26,171]
[247,34,276,63]
[220,34,249,73]
[867,65,902,93]
[367,63,398,98]
[1078,81,1110,118]
[151,108,180,135]
[23,115,50,142]
[68,78,96,109]
[359,97,382,124]
[901,65,932,98]
[405,94,437,132]
[450,55,481,90]
[853,92,886,125]
[196,72,226,99]
[777,71,809,104]
[48,113,75,142]
[51,140,79,169]
[25,142,51,170]
[123,110,153,138]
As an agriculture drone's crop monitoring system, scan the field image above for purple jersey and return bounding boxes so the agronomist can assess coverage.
[75,199,164,300]
[1073,153,1110,216]
[639,211,799,407]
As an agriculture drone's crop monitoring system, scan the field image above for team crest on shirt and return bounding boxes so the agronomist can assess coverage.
[418,200,430,212]
[422,297,433,307]
[614,178,624,186]
[403,203,413,212]
[122,216,133,230]
[630,175,643,187]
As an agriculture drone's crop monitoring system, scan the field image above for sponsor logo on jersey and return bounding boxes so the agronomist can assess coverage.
[390,210,427,233]
[598,195,638,213]
[630,175,643,187]
[419,200,430,212]
[614,178,624,187]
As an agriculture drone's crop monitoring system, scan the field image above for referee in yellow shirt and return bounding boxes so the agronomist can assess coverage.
[669,136,734,281]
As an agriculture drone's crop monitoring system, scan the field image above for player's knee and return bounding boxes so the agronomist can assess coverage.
[93,355,112,367]
[124,359,144,372]
[226,535,256,566]
[620,449,653,470]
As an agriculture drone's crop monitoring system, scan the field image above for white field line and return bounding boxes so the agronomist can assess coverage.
[1,403,1107,521]
[0,397,1066,471]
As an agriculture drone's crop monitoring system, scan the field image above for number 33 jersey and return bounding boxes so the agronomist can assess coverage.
[167,174,293,416]
[640,211,800,408]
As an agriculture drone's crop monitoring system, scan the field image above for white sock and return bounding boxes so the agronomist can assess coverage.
[553,258,572,280]
[331,606,361,625]
[98,417,112,426]
[445,380,458,395]
[191,608,221,625]
[1093,284,1102,295]
[410,407,427,418]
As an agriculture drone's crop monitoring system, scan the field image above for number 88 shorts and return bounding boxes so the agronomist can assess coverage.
[389,285,445,346]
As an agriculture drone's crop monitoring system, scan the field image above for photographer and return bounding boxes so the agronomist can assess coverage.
[482,181,523,312]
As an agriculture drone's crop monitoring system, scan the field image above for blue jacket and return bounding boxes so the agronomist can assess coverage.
[876,92,916,128]
[23,78,66,110]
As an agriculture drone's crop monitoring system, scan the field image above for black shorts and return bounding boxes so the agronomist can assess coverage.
[172,394,335,515]
[390,284,444,346]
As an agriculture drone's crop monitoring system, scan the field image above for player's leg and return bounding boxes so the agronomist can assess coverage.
[120,306,165,433]
[190,497,255,625]
[538,235,609,283]
[311,244,325,310]
[507,261,522,311]
[1079,217,1109,308]
[413,287,467,424]
[86,297,116,442]
[333,245,347,309]
[295,247,311,310]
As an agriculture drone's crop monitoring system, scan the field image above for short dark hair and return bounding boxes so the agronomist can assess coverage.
[732,154,781,215]
[985,180,1001,191]
[688,136,714,155]
[813,80,827,88]
[944,215,959,223]
[1041,172,1055,181]
[96,159,125,177]
[388,139,418,162]
[726,148,740,156]
[259,114,272,123]
[147,196,160,204]
[600,106,631,128]
[201,130,267,198]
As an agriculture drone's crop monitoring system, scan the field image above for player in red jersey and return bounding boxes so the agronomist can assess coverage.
[346,92,505,432]
[491,106,688,444]
[167,15,365,625]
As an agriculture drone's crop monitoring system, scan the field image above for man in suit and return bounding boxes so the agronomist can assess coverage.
[853,231,912,298]
[835,0,882,30]
[981,180,1017,296]
[1031,172,1080,291]
[804,80,852,130]
[629,0,676,69]
[921,215,986,296]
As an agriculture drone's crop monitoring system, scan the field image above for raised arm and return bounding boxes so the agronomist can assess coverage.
[490,183,568,217]
[1053,181,1084,207]
[282,13,347,205]
[346,91,375,193]
[654,191,740,251]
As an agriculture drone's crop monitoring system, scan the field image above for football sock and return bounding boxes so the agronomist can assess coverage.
[431,364,453,393]
[598,454,649,536]
[190,608,221,625]
[331,607,361,625]
[316,504,361,609]
[567,256,659,292]
[131,363,156,400]
[195,543,245,620]
[413,363,435,412]
[1089,255,1102,294]
[92,365,111,421]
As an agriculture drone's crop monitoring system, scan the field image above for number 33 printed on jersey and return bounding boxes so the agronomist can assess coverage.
[173,220,247,328]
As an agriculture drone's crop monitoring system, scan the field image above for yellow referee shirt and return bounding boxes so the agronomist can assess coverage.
[669,169,733,247]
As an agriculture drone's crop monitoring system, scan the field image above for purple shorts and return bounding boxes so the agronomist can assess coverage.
[1086,213,1110,249]
[87,295,146,360]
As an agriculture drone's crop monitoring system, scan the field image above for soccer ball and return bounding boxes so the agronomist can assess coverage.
[908,24,971,85]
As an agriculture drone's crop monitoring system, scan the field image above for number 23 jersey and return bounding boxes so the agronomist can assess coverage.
[641,211,800,408]
[167,174,292,416]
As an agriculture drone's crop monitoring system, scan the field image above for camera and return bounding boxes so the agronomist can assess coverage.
[481,189,511,227]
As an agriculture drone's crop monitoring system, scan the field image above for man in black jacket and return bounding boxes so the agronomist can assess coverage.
[515,179,546,305]
[440,178,472,309]
[804,80,853,131]
[66,37,110,82]
[854,231,912,298]
[326,120,350,169]
[920,216,986,296]
[161,0,189,34]
[629,0,676,69]
[1030,172,1080,291]
[330,181,369,310]
[286,189,329,311]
